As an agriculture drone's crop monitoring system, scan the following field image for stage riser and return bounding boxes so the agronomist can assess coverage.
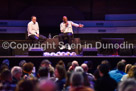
[0,20,29,27]
[73,27,136,34]
[105,14,136,20]
[74,20,136,27]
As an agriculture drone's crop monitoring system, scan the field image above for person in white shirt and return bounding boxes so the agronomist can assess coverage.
[27,16,46,41]
[59,16,83,50]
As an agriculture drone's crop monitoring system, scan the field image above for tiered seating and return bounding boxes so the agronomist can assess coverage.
[105,14,136,20]
[73,14,136,34]
[0,20,29,34]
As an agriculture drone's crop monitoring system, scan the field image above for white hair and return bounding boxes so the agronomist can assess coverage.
[11,66,22,76]
[118,78,136,91]
[70,72,84,87]
[74,66,84,73]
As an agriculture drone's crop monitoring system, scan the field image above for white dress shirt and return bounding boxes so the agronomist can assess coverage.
[60,21,79,34]
[27,21,39,36]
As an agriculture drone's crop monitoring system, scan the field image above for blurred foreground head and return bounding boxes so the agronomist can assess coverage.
[118,78,136,91]
[38,79,57,91]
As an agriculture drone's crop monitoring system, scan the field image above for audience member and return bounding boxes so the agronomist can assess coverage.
[38,79,57,91]
[11,66,22,84]
[55,65,66,91]
[118,78,136,91]
[68,60,79,72]
[95,64,117,91]
[22,62,34,79]
[109,61,126,82]
[69,72,93,91]
[81,63,95,89]
[0,69,16,91]
[40,59,54,77]
[38,67,49,81]
[16,79,38,91]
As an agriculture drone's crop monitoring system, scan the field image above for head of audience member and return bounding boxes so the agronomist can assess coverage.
[117,61,126,72]
[0,63,9,73]
[40,59,51,68]
[118,78,136,91]
[69,60,79,71]
[121,59,126,64]
[70,72,84,87]
[55,65,66,80]
[0,69,12,82]
[57,60,65,68]
[31,16,37,23]
[38,67,49,78]
[16,79,38,91]
[11,66,22,80]
[74,66,84,73]
[23,62,34,74]
[63,16,68,23]
[19,60,26,68]
[81,63,88,72]
[125,64,132,73]
[99,64,110,77]
[38,79,57,91]
[128,65,136,79]
[101,60,111,69]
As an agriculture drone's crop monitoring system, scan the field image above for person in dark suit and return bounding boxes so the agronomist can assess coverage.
[95,64,117,91]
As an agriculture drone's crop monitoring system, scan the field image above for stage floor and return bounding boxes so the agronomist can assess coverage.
[0,55,136,58]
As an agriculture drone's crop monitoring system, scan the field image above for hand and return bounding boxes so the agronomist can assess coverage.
[61,30,64,33]
[36,34,39,37]
[79,24,84,28]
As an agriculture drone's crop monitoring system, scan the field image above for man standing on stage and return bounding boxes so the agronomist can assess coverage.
[59,16,84,50]
[27,16,46,41]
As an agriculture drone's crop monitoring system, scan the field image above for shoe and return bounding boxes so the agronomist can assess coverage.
[60,45,65,50]
[68,45,71,50]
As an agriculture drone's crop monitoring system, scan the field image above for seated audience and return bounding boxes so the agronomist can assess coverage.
[16,79,38,91]
[118,78,136,91]
[68,60,79,72]
[121,65,136,81]
[38,67,49,81]
[11,66,22,84]
[64,71,71,91]
[22,62,35,79]
[81,63,95,89]
[95,64,117,91]
[55,65,66,91]
[40,59,54,77]
[38,79,57,91]
[0,69,16,91]
[84,61,94,74]
[19,60,26,68]
[109,61,126,82]
[57,60,65,68]
[125,64,132,73]
[69,72,93,91]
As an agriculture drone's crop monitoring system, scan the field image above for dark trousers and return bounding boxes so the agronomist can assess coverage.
[28,34,46,42]
[59,33,74,44]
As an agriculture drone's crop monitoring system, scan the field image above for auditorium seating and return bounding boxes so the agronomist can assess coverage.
[105,14,136,20]
[73,14,136,34]
[0,20,29,34]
